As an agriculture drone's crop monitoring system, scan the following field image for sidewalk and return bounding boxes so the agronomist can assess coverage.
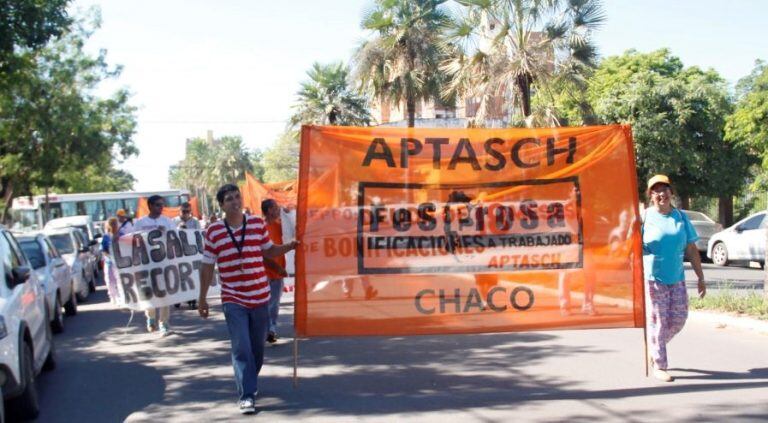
[690,310,768,334]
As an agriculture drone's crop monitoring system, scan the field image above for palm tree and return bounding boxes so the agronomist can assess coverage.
[290,62,372,126]
[354,0,451,128]
[209,136,253,189]
[443,0,605,126]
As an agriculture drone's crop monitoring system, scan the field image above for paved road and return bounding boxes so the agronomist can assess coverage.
[32,287,768,422]
[685,262,764,287]
[684,262,764,296]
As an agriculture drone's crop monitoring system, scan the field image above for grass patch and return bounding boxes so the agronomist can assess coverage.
[689,290,768,320]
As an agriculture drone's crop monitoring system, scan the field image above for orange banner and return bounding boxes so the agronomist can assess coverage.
[135,197,183,219]
[241,173,297,216]
[295,125,644,336]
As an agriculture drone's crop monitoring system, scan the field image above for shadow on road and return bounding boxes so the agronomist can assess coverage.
[33,290,167,422]
[30,287,768,421]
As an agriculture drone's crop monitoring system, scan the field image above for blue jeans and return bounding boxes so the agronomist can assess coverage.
[268,279,284,334]
[223,303,269,400]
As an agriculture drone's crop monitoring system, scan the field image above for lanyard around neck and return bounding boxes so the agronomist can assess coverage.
[224,214,247,257]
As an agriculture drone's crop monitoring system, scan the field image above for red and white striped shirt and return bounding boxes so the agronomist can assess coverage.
[203,215,273,308]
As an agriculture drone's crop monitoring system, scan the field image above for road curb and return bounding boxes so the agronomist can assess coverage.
[689,310,768,334]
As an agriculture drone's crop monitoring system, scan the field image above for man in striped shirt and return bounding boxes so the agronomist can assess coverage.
[197,184,297,415]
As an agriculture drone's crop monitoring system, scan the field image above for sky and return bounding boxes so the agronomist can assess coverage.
[70,0,768,192]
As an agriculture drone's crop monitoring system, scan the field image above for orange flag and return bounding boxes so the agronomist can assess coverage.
[241,173,298,215]
[295,125,645,337]
[189,196,201,218]
[135,197,183,219]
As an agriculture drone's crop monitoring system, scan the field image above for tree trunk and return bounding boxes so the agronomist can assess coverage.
[765,209,768,298]
[406,96,416,128]
[516,73,532,118]
[717,195,733,227]
[679,195,690,210]
[44,186,50,225]
[1,179,14,225]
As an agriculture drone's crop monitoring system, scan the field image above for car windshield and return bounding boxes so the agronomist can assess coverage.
[49,234,75,254]
[75,225,90,240]
[684,211,713,223]
[19,241,46,269]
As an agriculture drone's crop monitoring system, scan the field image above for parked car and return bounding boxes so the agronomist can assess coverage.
[44,228,95,301]
[16,233,77,333]
[44,215,101,282]
[681,210,723,254]
[0,225,55,420]
[707,211,766,267]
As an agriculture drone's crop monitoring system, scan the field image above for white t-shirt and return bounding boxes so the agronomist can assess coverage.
[132,215,176,232]
[173,216,201,230]
[117,220,134,238]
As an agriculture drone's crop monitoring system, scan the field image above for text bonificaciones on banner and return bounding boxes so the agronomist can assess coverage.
[295,125,644,337]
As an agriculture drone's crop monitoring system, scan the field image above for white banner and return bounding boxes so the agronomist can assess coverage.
[112,229,220,311]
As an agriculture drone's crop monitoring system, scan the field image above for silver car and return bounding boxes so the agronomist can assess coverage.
[707,211,766,267]
[682,210,722,254]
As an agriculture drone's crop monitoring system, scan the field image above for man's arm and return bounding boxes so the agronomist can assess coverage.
[198,262,215,318]
[263,257,288,277]
[263,240,298,259]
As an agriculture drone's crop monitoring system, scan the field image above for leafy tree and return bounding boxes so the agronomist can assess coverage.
[0,12,138,221]
[261,131,299,183]
[208,136,253,190]
[726,61,768,186]
[250,149,266,182]
[587,49,755,211]
[54,166,136,193]
[290,62,372,127]
[168,134,254,204]
[0,0,71,71]
[443,0,604,125]
[354,0,451,127]
[724,60,768,296]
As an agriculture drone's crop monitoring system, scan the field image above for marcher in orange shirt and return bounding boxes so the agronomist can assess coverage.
[262,199,288,344]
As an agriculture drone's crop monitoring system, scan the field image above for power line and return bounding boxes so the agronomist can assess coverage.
[140,120,287,125]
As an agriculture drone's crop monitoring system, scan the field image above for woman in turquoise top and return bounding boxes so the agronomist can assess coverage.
[642,174,706,382]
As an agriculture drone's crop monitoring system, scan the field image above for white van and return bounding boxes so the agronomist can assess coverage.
[44,216,97,244]
[44,216,100,284]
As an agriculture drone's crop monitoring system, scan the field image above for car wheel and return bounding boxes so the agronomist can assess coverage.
[77,270,89,302]
[712,242,729,267]
[64,286,78,316]
[7,343,40,420]
[51,296,64,334]
[42,335,56,372]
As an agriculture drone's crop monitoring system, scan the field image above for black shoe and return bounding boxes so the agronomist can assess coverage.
[266,331,278,344]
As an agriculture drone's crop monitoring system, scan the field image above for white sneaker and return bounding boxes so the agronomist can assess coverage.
[239,397,256,414]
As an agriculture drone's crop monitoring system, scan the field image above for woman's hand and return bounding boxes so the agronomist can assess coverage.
[697,280,707,299]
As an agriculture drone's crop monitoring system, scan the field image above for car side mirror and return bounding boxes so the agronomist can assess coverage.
[734,225,743,233]
[10,266,31,287]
